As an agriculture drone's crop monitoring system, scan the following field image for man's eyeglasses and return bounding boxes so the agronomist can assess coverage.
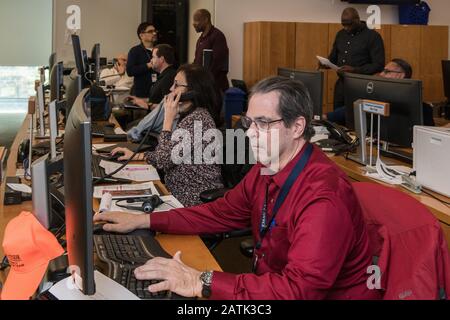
[173,81,189,89]
[143,29,157,34]
[241,115,284,131]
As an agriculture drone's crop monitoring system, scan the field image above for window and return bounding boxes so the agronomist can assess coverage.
[0,66,39,114]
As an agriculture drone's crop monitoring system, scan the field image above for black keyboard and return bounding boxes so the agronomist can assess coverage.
[92,123,116,137]
[108,263,170,299]
[94,234,175,300]
[91,154,130,184]
[92,154,106,179]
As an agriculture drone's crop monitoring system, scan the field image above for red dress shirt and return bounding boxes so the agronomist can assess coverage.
[150,144,381,300]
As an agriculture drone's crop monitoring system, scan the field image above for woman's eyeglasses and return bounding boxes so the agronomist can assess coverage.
[173,81,189,89]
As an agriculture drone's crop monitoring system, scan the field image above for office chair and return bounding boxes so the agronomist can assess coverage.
[353,182,450,300]
[199,121,254,253]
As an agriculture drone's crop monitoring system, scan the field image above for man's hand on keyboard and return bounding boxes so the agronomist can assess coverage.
[94,212,150,233]
[134,251,203,298]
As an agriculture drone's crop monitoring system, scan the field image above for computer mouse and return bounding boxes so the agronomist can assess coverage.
[108,151,126,162]
[93,222,108,234]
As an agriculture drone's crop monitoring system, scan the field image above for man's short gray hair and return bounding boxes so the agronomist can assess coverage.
[250,76,315,141]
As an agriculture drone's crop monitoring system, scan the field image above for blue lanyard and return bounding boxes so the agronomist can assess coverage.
[256,143,313,250]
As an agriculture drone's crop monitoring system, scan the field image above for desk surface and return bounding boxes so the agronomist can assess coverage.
[1,111,222,284]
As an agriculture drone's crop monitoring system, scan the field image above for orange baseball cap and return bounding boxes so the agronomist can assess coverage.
[1,212,64,300]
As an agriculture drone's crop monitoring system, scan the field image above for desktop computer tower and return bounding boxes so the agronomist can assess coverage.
[142,0,189,65]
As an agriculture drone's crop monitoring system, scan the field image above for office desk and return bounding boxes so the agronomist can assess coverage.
[1,112,222,285]
[329,154,450,251]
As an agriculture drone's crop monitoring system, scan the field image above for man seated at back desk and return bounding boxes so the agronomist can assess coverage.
[117,44,177,130]
[325,58,435,127]
[95,77,381,300]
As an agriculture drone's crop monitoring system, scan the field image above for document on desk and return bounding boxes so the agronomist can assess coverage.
[317,56,339,70]
[7,183,32,194]
[114,127,127,135]
[94,182,160,199]
[100,160,160,182]
[109,195,184,214]
[49,271,139,300]
[93,144,117,152]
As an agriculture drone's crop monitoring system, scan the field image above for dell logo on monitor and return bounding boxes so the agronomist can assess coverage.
[366,82,375,94]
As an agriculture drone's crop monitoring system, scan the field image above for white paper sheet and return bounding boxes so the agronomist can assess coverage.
[109,195,184,215]
[93,182,160,199]
[317,55,339,70]
[114,127,127,135]
[15,169,25,178]
[100,160,160,182]
[49,271,139,300]
[93,144,116,152]
[7,183,32,194]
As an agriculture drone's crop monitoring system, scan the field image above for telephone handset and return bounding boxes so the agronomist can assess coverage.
[179,91,198,103]
[313,119,354,145]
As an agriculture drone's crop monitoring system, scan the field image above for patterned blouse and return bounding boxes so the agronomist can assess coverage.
[145,108,224,207]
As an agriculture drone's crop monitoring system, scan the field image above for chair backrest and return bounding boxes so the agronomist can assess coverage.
[353,182,450,300]
[218,122,254,189]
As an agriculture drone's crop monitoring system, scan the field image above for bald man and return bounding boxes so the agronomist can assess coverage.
[193,9,229,93]
[325,7,385,111]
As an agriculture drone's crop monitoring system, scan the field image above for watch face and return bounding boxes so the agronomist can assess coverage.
[202,286,212,299]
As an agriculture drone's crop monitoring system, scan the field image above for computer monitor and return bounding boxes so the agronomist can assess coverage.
[50,62,64,102]
[82,50,89,73]
[442,60,450,100]
[71,34,88,88]
[91,43,101,83]
[343,73,423,147]
[49,53,57,72]
[278,68,324,119]
[64,88,95,295]
[65,75,83,120]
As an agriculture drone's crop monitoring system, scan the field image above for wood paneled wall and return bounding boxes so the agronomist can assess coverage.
[244,22,449,115]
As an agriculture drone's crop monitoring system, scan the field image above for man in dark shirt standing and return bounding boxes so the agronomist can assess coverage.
[325,8,385,111]
[193,9,230,93]
[127,22,159,98]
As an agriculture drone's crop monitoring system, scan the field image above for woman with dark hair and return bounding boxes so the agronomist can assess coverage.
[112,64,224,207]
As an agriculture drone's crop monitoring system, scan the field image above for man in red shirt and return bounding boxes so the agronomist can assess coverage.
[193,9,229,93]
[95,77,381,300]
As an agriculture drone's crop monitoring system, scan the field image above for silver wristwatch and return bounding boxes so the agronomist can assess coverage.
[200,271,213,298]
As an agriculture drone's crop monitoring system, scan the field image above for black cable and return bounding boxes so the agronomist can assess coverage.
[421,189,450,207]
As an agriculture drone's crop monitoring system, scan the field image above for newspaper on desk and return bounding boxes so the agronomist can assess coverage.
[49,271,139,300]
[94,182,160,199]
[99,160,160,182]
